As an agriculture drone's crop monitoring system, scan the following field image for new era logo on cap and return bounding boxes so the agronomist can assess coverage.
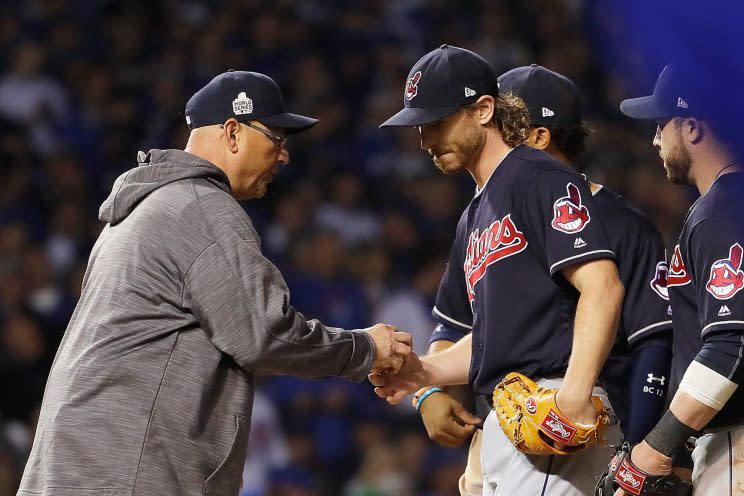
[465,87,476,97]
[497,65,582,127]
[677,97,689,109]
[232,92,253,115]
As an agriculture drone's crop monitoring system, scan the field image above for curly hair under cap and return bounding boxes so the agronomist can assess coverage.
[465,91,531,147]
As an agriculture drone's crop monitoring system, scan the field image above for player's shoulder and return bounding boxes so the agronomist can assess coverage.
[593,186,660,238]
[688,172,744,231]
[501,145,582,195]
[508,144,576,176]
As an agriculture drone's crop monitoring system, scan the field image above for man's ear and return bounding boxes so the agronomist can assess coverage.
[682,117,704,145]
[474,95,495,124]
[223,118,241,153]
[527,126,551,150]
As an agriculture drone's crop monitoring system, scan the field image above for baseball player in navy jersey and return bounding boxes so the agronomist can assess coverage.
[416,65,675,496]
[371,44,625,495]
[604,63,744,495]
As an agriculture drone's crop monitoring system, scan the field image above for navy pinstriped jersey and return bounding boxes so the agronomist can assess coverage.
[667,172,744,428]
[431,145,616,396]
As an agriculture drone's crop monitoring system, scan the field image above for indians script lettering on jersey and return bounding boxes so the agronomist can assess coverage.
[464,214,527,301]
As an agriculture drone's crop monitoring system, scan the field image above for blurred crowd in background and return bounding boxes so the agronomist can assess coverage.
[0,0,703,495]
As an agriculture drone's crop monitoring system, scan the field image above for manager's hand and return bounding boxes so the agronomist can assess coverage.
[366,323,412,374]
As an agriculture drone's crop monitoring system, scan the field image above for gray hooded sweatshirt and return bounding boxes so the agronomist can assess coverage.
[18,149,375,496]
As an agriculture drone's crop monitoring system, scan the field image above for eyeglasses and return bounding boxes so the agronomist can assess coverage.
[220,122,288,147]
[244,122,288,147]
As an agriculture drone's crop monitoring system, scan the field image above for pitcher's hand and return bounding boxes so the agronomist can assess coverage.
[369,353,428,404]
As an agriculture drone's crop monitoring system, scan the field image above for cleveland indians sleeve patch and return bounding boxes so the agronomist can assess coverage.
[551,183,591,234]
[522,172,614,275]
[649,261,670,301]
[622,224,672,345]
[706,243,744,300]
[689,218,744,336]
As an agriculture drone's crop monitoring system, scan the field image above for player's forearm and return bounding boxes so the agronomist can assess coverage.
[670,358,739,429]
[427,339,454,354]
[669,391,719,430]
[563,277,623,397]
[422,333,472,386]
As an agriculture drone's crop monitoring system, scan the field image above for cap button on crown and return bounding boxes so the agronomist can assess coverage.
[439,44,449,49]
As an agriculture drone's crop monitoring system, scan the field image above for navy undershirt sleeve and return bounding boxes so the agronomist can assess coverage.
[696,330,744,385]
[623,334,673,443]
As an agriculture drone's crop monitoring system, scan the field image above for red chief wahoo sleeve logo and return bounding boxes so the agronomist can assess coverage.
[464,214,528,301]
[551,183,590,234]
[649,261,670,300]
[706,243,744,300]
[667,245,691,287]
[405,71,421,100]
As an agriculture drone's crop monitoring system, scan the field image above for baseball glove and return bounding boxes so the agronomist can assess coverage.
[493,372,609,455]
[595,443,692,496]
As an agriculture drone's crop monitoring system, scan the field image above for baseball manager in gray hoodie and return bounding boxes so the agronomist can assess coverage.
[17,71,413,496]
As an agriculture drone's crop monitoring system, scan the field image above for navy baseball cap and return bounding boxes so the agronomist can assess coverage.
[498,64,582,127]
[380,44,498,128]
[620,64,706,120]
[185,71,318,133]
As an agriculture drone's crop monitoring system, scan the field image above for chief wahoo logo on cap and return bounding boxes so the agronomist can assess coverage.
[707,243,744,300]
[405,71,422,100]
[551,183,590,234]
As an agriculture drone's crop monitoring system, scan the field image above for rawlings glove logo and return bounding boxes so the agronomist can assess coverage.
[525,397,537,414]
[614,459,646,495]
[551,183,590,234]
[706,243,744,300]
[540,410,576,443]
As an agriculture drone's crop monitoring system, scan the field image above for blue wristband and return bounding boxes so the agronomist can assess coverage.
[415,387,443,412]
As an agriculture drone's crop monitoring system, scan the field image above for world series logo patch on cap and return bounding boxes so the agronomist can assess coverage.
[232,92,253,115]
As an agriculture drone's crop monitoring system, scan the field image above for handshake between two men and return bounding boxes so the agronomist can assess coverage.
[365,323,419,374]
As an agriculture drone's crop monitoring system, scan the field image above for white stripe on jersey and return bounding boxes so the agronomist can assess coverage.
[702,320,744,336]
[626,320,673,343]
[728,334,744,381]
[432,306,473,330]
[549,249,615,274]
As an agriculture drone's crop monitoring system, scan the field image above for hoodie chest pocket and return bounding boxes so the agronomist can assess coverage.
[203,414,251,496]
